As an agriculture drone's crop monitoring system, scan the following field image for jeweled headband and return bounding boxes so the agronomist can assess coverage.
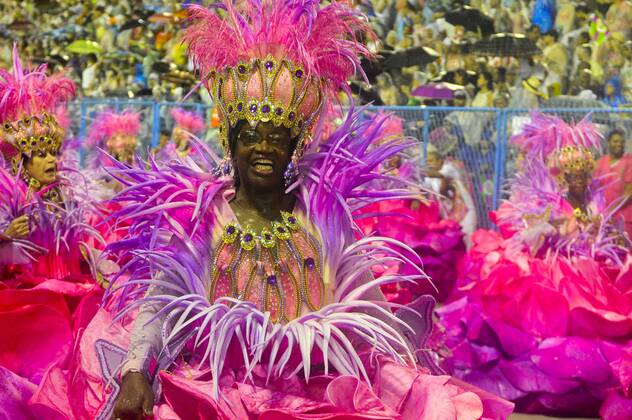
[549,145,596,179]
[209,54,324,158]
[0,45,75,170]
[183,1,374,158]
[1,113,64,171]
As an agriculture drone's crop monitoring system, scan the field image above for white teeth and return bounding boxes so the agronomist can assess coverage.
[253,160,273,165]
[254,163,273,173]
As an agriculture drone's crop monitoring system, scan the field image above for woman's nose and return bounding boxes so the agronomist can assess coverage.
[254,138,273,152]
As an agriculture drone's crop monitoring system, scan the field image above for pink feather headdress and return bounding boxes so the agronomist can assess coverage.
[511,112,601,179]
[511,112,601,158]
[170,108,205,134]
[0,45,75,169]
[183,0,375,157]
[87,110,141,153]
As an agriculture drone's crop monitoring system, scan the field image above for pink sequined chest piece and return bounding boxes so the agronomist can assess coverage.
[210,211,324,323]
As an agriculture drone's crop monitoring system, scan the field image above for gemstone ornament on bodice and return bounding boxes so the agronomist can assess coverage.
[210,211,324,323]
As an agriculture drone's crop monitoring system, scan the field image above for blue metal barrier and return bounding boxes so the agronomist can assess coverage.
[68,99,632,229]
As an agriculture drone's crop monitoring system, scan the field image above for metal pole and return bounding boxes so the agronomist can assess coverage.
[79,102,88,167]
[151,102,161,149]
[421,107,429,164]
[492,109,506,210]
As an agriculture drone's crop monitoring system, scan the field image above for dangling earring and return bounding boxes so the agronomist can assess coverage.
[283,154,299,189]
[214,156,234,177]
[28,177,41,191]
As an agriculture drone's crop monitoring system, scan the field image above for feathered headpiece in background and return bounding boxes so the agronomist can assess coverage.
[510,112,601,179]
[183,0,375,157]
[0,44,75,170]
[87,109,141,154]
[170,107,205,134]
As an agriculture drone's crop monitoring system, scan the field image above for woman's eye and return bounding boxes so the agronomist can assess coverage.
[240,132,259,144]
[268,135,282,144]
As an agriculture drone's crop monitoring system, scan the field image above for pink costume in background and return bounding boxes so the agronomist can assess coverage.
[29,2,512,419]
[595,153,632,239]
[155,107,206,162]
[355,114,466,304]
[84,109,141,200]
[438,113,632,419]
[0,46,107,403]
[82,109,142,247]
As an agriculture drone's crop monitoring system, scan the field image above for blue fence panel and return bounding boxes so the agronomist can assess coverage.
[65,99,632,229]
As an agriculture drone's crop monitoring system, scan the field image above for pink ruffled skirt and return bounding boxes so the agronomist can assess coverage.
[28,309,513,420]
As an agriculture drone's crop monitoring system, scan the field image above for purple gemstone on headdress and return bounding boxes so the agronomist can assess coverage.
[275,107,284,116]
[295,69,303,78]
[264,233,272,240]
[227,105,234,114]
[249,104,257,113]
[238,65,246,74]
[267,275,277,285]
[298,120,304,128]
[277,226,286,233]
[227,226,236,234]
[288,112,296,121]
[262,105,271,114]
[288,216,296,224]
[304,258,315,269]
[265,61,274,71]
[244,233,253,242]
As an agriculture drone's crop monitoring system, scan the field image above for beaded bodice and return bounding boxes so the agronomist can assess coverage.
[209,211,325,323]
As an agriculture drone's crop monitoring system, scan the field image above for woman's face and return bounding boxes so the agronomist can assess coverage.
[477,73,488,89]
[564,170,590,197]
[608,133,625,158]
[107,134,137,163]
[172,126,187,149]
[233,121,293,193]
[24,150,58,187]
[426,152,443,171]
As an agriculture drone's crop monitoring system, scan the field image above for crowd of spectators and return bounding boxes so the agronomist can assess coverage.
[1,0,630,108]
[352,0,631,108]
[0,0,206,102]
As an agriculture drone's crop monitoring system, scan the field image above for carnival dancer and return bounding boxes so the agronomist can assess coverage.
[355,116,466,304]
[155,107,206,161]
[438,113,632,419]
[422,144,477,245]
[84,109,141,200]
[0,46,108,398]
[31,2,513,419]
[88,109,141,167]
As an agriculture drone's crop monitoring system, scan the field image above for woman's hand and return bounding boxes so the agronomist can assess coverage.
[111,372,154,420]
[4,215,30,239]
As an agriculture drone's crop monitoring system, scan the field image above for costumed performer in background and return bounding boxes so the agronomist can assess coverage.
[155,107,206,162]
[0,46,109,412]
[438,113,632,419]
[355,114,467,304]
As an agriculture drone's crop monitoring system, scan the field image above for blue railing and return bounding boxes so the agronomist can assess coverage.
[67,99,632,229]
